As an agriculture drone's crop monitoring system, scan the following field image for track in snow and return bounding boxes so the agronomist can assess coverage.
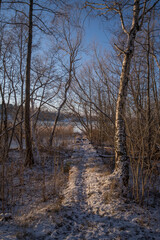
[52,137,110,239]
[50,137,160,240]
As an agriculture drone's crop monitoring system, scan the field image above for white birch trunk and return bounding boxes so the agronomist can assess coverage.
[115,52,132,187]
[115,0,140,188]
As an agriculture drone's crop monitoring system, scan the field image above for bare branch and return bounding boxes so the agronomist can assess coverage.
[151,52,160,70]
[73,70,115,125]
[114,43,126,55]
[118,4,129,35]
[139,0,160,30]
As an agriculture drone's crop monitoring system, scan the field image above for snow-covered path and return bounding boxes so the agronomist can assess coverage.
[0,136,160,239]
[51,137,109,239]
[50,137,160,240]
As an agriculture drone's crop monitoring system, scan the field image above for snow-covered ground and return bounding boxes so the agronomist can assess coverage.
[0,136,160,239]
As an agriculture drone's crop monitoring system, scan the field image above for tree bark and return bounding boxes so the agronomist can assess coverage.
[24,0,34,167]
[115,0,140,188]
[146,21,151,167]
[0,0,2,56]
[115,53,132,187]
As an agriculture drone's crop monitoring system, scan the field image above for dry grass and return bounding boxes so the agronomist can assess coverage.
[37,125,73,140]
[103,179,120,204]
[87,127,114,146]
[0,124,74,216]
[55,125,74,137]
[36,125,74,151]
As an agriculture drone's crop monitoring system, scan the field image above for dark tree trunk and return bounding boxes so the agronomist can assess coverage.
[24,0,34,167]
[147,21,151,167]
[20,25,24,151]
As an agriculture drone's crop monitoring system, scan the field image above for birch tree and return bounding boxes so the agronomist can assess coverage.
[85,0,160,190]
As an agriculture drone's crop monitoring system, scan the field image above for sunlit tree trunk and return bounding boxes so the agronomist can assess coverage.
[115,1,140,187]
[115,53,133,186]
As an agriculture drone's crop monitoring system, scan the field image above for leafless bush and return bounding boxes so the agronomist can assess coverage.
[127,119,160,204]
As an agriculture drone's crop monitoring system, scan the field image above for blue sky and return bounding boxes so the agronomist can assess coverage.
[84,16,109,48]
[84,14,113,49]
[80,12,115,63]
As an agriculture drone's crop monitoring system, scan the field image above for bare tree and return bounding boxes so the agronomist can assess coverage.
[49,13,82,146]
